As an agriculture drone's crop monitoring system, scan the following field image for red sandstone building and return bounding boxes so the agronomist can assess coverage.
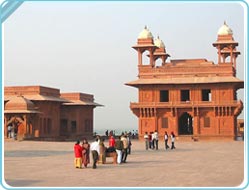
[126,23,244,140]
[4,86,101,140]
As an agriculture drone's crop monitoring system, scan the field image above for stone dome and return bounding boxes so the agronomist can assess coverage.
[138,26,153,39]
[5,95,36,111]
[217,22,233,35]
[154,36,165,48]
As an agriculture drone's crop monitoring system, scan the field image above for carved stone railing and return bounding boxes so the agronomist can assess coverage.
[130,100,241,109]
[138,64,234,78]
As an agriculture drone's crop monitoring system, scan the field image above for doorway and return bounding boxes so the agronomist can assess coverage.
[178,112,193,135]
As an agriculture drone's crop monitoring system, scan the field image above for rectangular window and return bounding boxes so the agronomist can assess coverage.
[202,89,211,101]
[71,121,77,133]
[160,90,169,102]
[60,119,68,134]
[43,118,47,134]
[85,119,92,132]
[39,118,42,134]
[204,117,210,128]
[181,90,190,101]
[47,118,52,134]
[162,117,169,128]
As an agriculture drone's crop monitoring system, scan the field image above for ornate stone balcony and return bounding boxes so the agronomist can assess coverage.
[130,100,242,109]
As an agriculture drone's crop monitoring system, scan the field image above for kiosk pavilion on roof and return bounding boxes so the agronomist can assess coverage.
[126,22,244,140]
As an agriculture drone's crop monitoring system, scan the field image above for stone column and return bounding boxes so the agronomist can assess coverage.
[138,50,142,65]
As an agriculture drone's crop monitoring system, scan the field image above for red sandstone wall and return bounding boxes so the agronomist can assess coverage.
[35,101,61,138]
[60,106,94,139]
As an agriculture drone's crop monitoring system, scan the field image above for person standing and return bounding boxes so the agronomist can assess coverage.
[121,134,129,163]
[170,132,176,149]
[127,133,131,154]
[82,138,90,168]
[74,140,83,169]
[144,132,149,150]
[109,135,116,148]
[151,132,155,149]
[90,138,100,169]
[148,132,152,149]
[164,131,170,150]
[115,136,123,164]
[7,124,12,138]
[154,130,159,150]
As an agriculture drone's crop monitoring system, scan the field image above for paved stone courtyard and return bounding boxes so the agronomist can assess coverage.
[3,139,245,188]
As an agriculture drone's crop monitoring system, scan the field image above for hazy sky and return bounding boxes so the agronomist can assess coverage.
[3,1,246,133]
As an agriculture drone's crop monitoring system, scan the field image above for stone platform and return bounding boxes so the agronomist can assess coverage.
[2,139,246,188]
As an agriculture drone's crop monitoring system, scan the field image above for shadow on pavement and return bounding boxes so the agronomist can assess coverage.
[4,179,42,187]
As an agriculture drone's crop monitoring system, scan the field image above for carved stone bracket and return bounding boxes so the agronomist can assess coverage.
[140,107,157,117]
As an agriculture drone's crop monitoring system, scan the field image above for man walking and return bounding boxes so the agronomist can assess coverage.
[90,138,100,169]
[144,132,149,150]
[115,136,123,164]
[154,130,159,150]
[164,131,170,150]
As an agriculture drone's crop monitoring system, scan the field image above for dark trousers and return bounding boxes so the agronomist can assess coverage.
[91,150,99,168]
[127,145,131,154]
[165,139,170,149]
[171,142,176,149]
[155,140,158,150]
[151,140,155,149]
[122,148,128,162]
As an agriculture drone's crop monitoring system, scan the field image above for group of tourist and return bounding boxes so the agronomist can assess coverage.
[74,138,91,169]
[105,129,138,139]
[143,131,176,150]
[73,133,131,169]
[107,133,131,164]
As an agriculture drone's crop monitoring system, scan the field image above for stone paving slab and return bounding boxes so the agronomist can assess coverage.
[2,139,245,188]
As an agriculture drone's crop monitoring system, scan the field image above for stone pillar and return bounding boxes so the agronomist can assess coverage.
[150,49,154,67]
[4,115,8,138]
[138,50,142,65]
[174,116,178,135]
[193,116,200,135]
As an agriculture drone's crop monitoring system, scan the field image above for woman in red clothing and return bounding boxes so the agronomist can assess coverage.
[74,140,83,169]
[109,135,116,148]
[82,138,90,168]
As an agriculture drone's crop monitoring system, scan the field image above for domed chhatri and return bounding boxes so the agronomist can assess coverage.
[138,26,153,39]
[154,36,165,48]
[217,21,233,35]
[5,95,36,112]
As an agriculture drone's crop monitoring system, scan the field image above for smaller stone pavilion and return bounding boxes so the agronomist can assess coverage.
[4,85,102,141]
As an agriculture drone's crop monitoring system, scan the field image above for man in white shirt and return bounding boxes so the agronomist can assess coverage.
[90,138,100,169]
[144,132,149,150]
[154,130,159,150]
